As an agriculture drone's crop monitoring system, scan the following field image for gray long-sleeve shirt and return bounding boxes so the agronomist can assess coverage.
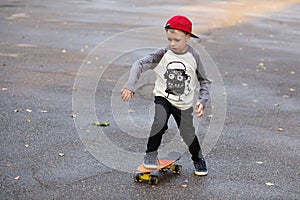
[124,45,211,110]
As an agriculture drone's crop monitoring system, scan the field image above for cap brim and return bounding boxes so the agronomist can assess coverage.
[191,33,199,38]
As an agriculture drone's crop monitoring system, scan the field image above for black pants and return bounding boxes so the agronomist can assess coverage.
[146,96,203,162]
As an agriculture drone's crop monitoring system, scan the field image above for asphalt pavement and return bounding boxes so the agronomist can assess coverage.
[0,0,299,199]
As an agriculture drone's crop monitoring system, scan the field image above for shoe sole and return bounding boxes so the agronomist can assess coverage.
[194,171,208,176]
[143,163,158,169]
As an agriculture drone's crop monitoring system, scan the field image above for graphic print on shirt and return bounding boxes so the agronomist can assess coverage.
[164,61,191,101]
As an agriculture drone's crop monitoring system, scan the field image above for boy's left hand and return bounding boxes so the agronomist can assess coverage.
[121,88,134,102]
[195,102,204,117]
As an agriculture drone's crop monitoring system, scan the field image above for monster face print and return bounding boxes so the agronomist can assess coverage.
[164,61,191,100]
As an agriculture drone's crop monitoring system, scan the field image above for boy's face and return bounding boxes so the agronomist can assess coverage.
[166,29,191,54]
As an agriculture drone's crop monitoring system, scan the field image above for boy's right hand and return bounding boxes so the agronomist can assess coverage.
[121,88,134,102]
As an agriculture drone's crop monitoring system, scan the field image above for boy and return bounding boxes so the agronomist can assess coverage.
[121,15,210,176]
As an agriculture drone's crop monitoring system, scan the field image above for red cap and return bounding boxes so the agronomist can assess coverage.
[165,15,199,38]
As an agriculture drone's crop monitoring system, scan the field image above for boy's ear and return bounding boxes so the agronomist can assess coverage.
[186,34,192,41]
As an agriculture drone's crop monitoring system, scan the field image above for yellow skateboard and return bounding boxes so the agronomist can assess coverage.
[133,152,182,185]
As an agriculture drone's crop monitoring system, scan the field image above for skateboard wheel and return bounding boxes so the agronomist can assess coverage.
[133,173,143,183]
[173,165,182,174]
[160,168,168,172]
[149,175,158,185]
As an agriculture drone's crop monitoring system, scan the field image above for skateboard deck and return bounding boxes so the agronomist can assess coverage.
[133,152,182,185]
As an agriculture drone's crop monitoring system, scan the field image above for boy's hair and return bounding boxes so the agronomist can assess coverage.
[165,27,190,36]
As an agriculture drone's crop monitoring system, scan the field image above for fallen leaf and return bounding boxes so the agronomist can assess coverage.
[257,62,266,70]
[277,128,283,132]
[6,13,30,20]
[92,121,110,127]
[283,95,289,99]
[128,109,134,113]
[265,182,274,186]
[71,87,77,92]
[181,184,187,188]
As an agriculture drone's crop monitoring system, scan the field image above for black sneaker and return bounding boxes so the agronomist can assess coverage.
[194,158,208,176]
[143,151,158,169]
